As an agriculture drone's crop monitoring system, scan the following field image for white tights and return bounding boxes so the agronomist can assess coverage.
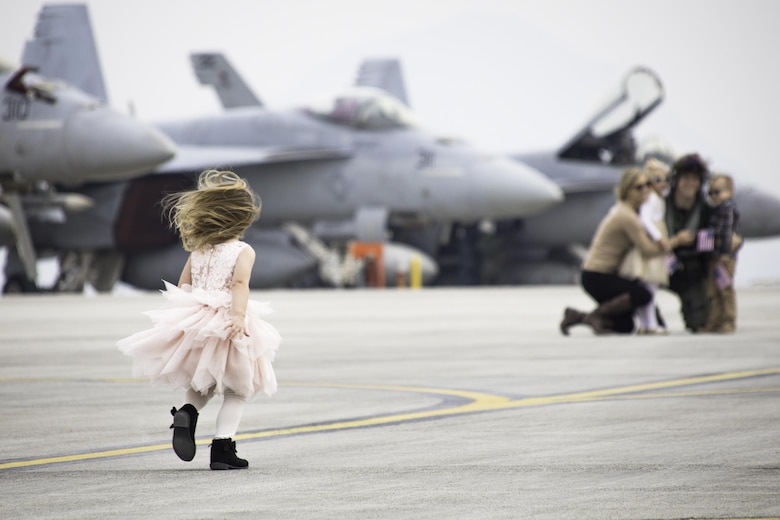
[637,282,659,330]
[184,387,246,439]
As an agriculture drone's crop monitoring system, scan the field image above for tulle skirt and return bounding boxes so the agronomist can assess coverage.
[117,281,280,398]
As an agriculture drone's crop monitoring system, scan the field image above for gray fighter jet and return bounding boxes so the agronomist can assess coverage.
[7,4,563,292]
[356,59,780,284]
[0,5,176,290]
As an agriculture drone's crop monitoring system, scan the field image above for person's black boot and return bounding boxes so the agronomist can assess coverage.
[170,404,199,462]
[655,305,667,330]
[210,438,249,470]
[560,307,586,336]
[583,293,634,335]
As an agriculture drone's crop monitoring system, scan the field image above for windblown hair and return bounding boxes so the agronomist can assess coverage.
[615,167,646,201]
[163,170,261,252]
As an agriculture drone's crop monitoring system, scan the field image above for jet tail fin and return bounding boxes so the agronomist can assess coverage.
[190,52,263,109]
[21,4,108,102]
[557,67,663,165]
[355,58,410,107]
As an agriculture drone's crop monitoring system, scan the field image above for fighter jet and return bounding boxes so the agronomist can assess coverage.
[0,5,176,291]
[122,67,563,289]
[7,4,563,292]
[356,59,780,284]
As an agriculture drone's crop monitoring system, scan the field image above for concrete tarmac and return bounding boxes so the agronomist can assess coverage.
[1,286,779,520]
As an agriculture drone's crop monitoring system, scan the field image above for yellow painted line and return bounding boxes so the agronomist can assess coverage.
[502,367,780,409]
[606,386,780,400]
[0,444,172,469]
[0,385,503,470]
[233,384,512,443]
[284,381,512,402]
[2,368,779,470]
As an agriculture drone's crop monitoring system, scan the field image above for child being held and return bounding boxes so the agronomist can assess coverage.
[701,173,740,333]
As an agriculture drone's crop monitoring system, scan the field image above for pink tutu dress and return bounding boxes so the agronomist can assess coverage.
[117,241,281,398]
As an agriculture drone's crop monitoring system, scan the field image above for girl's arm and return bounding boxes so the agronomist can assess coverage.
[639,201,663,242]
[628,213,691,256]
[178,255,192,287]
[228,246,256,338]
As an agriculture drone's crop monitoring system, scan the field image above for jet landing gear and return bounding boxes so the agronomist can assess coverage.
[2,273,38,294]
[55,250,92,292]
[2,249,124,294]
[55,250,124,293]
[2,245,39,294]
[1,250,88,294]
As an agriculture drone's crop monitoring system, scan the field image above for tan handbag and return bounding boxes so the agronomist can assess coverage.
[618,247,646,279]
[642,219,670,285]
[643,255,669,285]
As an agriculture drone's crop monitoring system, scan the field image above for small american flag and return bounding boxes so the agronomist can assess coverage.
[697,228,715,252]
[665,254,679,274]
[714,263,732,290]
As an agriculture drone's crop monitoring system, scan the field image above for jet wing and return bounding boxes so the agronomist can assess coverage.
[155,144,353,173]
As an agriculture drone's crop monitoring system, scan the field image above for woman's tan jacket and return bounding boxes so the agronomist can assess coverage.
[583,201,665,274]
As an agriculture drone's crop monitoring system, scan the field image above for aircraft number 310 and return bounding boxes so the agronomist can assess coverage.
[1,96,30,121]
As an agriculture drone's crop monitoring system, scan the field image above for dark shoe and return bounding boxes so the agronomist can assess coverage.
[655,305,666,329]
[560,307,586,336]
[581,293,634,335]
[210,438,249,470]
[170,404,199,462]
[594,293,633,317]
[582,312,610,334]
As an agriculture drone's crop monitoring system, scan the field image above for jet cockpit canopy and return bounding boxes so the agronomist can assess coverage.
[304,87,419,130]
[4,66,63,104]
[558,66,664,165]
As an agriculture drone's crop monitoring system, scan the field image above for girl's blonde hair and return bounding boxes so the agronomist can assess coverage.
[643,157,670,179]
[163,170,261,252]
[615,167,646,201]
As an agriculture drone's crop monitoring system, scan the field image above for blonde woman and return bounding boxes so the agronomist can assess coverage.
[560,167,693,335]
[118,170,281,470]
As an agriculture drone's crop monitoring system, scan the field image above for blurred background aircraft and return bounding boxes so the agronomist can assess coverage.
[2,1,779,289]
[507,69,780,284]
[353,59,780,284]
[0,5,175,291]
[1,4,562,292]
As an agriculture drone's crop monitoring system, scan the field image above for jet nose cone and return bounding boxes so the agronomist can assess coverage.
[471,156,563,219]
[734,186,780,238]
[65,107,176,181]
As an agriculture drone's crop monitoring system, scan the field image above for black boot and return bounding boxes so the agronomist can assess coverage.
[210,438,249,470]
[170,404,198,462]
[560,307,586,336]
[583,293,633,335]
[655,305,667,329]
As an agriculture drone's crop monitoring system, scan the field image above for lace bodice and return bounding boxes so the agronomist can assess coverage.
[190,241,248,292]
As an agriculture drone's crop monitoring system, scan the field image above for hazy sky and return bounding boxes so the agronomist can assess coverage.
[2,0,779,286]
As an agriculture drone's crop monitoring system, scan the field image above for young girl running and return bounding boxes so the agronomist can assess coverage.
[118,170,281,470]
